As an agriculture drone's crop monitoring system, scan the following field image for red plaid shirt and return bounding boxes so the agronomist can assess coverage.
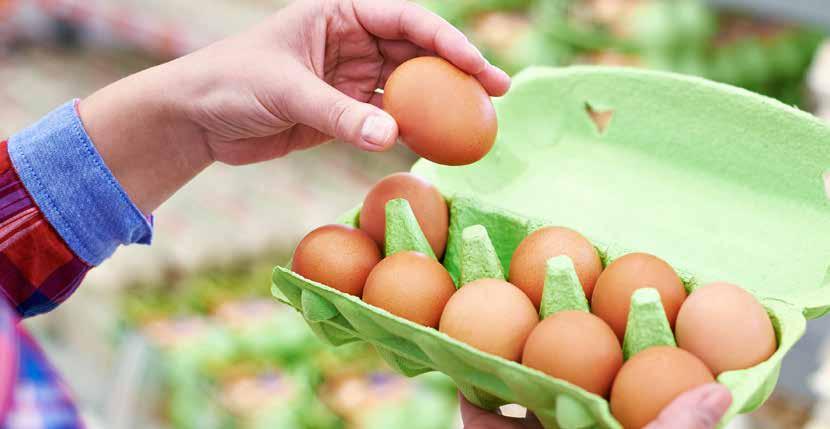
[0,140,89,428]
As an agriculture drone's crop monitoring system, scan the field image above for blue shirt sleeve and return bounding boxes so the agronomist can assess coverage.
[7,100,153,266]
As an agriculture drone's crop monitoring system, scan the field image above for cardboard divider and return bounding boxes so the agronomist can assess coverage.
[622,288,677,360]
[459,224,505,286]
[384,198,436,259]
[540,255,591,319]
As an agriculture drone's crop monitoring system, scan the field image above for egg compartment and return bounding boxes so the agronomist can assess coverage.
[274,66,830,428]
[274,195,801,428]
[273,198,615,429]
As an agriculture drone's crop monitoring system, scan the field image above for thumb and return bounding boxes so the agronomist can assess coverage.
[646,384,733,429]
[285,73,398,151]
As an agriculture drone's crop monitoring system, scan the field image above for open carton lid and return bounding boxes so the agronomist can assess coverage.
[413,66,830,319]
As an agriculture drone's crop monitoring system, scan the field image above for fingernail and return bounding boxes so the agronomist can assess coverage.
[361,115,395,148]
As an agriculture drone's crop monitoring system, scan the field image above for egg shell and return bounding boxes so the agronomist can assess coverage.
[291,224,381,296]
[591,253,687,340]
[362,251,456,328]
[522,311,622,397]
[360,173,449,258]
[383,56,498,166]
[610,346,715,429]
[439,278,538,361]
[675,282,777,375]
[509,226,603,309]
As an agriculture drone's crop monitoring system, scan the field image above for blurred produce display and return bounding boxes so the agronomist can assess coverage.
[0,0,289,59]
[122,258,458,429]
[420,0,823,106]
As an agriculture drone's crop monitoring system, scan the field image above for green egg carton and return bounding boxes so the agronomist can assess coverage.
[273,66,830,428]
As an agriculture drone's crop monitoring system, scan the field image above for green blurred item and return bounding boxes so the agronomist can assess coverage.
[418,0,824,107]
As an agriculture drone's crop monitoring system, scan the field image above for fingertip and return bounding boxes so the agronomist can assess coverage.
[699,384,732,412]
[477,65,512,97]
[465,45,489,75]
[491,68,512,96]
[691,385,732,429]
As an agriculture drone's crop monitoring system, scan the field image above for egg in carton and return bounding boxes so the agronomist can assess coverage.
[273,66,830,428]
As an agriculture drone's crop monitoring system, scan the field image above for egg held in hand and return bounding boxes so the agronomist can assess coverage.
[591,252,687,340]
[291,224,381,296]
[610,346,715,429]
[509,226,603,309]
[439,279,538,361]
[383,56,498,166]
[522,311,622,396]
[362,251,456,328]
[675,282,777,374]
[359,173,449,258]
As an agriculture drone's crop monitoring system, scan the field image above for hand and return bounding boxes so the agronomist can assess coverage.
[183,0,511,162]
[459,393,542,429]
[644,383,732,429]
[80,0,510,213]
[459,384,732,429]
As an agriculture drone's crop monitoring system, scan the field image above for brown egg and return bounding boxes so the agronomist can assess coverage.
[383,56,497,166]
[359,173,449,258]
[611,347,715,429]
[509,227,603,309]
[591,253,687,340]
[362,252,456,328]
[522,311,622,396]
[291,224,381,296]
[675,282,777,375]
[439,279,538,361]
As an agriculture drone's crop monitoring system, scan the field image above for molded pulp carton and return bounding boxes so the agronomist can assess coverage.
[273,66,830,428]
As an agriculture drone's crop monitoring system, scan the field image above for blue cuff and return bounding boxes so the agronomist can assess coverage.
[8,100,153,266]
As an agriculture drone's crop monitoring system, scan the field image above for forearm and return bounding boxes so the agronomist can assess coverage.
[79,62,213,214]
[0,0,511,317]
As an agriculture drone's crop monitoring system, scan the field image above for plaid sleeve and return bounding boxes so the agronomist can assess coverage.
[2,324,83,429]
[0,140,91,318]
[9,101,153,266]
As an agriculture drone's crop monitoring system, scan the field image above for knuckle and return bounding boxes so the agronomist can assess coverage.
[329,97,355,138]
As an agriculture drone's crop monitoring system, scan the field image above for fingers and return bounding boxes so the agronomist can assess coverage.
[206,126,326,164]
[458,393,539,429]
[375,39,510,97]
[377,39,433,64]
[476,65,512,97]
[645,384,733,429]
[352,0,511,96]
[286,72,398,151]
[354,0,483,72]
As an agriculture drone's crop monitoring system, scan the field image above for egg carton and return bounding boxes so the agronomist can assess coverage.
[272,66,830,428]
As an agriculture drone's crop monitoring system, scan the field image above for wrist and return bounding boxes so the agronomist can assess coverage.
[79,62,213,213]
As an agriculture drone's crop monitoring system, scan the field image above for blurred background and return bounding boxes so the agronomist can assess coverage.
[2,0,830,428]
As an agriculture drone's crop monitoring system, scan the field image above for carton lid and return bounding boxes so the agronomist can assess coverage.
[413,66,830,318]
